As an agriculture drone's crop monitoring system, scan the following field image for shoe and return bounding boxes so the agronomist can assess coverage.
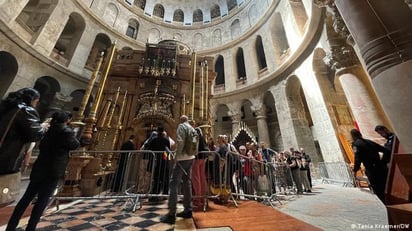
[160,214,176,224]
[176,210,192,219]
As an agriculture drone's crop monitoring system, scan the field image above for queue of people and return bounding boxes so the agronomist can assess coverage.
[0,87,396,229]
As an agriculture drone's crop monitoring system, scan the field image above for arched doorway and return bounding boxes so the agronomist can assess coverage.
[0,51,18,98]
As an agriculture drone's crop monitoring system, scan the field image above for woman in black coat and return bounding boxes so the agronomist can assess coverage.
[351,129,389,204]
[6,110,80,231]
[0,88,47,175]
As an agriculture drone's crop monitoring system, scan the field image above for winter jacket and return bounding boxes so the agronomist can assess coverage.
[30,123,80,182]
[0,104,45,174]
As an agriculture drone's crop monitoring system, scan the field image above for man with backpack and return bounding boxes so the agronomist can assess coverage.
[160,115,197,224]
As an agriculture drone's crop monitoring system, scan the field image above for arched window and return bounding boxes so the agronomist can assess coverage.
[134,0,146,10]
[230,19,241,40]
[193,9,203,23]
[173,9,184,23]
[126,18,139,39]
[16,0,58,42]
[215,55,225,85]
[256,36,267,70]
[85,33,111,70]
[236,48,246,80]
[227,0,238,12]
[210,4,221,20]
[52,12,85,66]
[153,4,165,19]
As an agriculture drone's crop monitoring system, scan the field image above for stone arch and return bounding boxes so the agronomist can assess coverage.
[210,4,221,20]
[227,0,238,12]
[213,29,222,46]
[193,33,203,50]
[104,2,119,27]
[85,33,111,70]
[134,0,145,10]
[235,47,246,80]
[214,55,225,85]
[240,99,257,137]
[271,12,290,65]
[0,51,18,98]
[126,18,139,39]
[172,33,182,41]
[16,0,58,43]
[65,89,94,119]
[230,19,241,40]
[148,28,161,43]
[285,75,318,161]
[153,4,165,19]
[248,4,258,26]
[214,104,231,137]
[34,76,61,120]
[288,0,308,35]
[173,9,184,23]
[52,12,85,66]
[256,35,267,70]
[193,9,203,23]
[263,91,281,150]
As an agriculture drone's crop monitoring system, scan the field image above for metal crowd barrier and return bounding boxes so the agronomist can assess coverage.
[318,162,355,187]
[52,149,301,213]
[53,150,159,212]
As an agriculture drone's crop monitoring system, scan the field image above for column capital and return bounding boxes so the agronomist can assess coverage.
[252,105,267,119]
[228,110,242,122]
[313,0,334,8]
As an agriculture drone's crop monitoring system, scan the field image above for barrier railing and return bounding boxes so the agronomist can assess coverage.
[318,162,355,187]
[52,149,302,212]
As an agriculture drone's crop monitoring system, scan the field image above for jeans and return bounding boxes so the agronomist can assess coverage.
[168,159,194,214]
[7,179,59,231]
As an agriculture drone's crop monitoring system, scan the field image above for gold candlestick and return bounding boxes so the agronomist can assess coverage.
[190,52,196,120]
[106,87,120,128]
[75,52,104,121]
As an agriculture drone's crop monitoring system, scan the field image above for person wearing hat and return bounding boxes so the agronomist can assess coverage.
[6,110,80,231]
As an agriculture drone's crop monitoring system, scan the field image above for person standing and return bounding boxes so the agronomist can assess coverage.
[300,147,312,188]
[113,135,136,192]
[374,125,395,165]
[350,129,389,204]
[160,115,196,224]
[191,121,209,208]
[0,88,49,207]
[6,110,80,231]
[146,125,171,202]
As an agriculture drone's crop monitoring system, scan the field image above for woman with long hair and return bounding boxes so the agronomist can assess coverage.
[6,110,80,231]
[0,88,49,207]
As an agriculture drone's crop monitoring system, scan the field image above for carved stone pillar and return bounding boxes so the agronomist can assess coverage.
[252,104,270,146]
[324,7,389,141]
[228,111,242,139]
[324,0,412,151]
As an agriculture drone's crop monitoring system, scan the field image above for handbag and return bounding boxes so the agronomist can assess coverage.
[0,108,22,207]
[0,108,21,148]
[0,172,21,207]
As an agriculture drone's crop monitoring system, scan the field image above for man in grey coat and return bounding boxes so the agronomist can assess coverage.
[160,115,196,224]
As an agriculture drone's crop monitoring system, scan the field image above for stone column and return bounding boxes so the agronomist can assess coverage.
[252,103,271,146]
[318,0,412,151]
[325,7,389,141]
[228,111,242,140]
